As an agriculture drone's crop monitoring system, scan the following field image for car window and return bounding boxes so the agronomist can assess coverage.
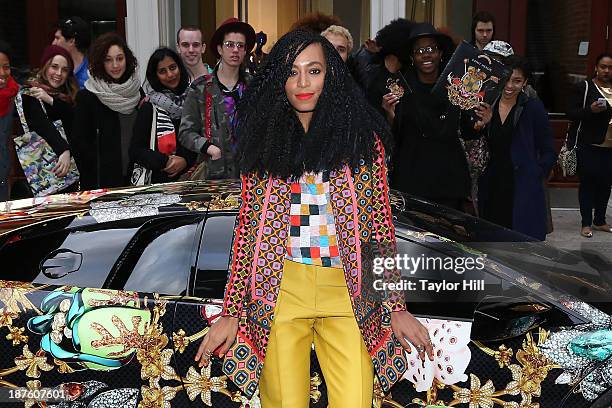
[391,235,496,320]
[193,214,236,299]
[120,217,201,295]
[0,218,140,288]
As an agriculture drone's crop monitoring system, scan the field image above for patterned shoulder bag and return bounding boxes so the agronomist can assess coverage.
[558,80,588,177]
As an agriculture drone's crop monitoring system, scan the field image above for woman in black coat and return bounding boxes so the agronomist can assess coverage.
[478,56,556,241]
[568,53,612,238]
[130,48,195,184]
[17,45,79,194]
[71,33,142,190]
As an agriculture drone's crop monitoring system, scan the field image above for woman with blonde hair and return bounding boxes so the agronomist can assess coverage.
[16,45,79,192]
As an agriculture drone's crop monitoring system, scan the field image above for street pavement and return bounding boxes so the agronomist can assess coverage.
[546,188,612,263]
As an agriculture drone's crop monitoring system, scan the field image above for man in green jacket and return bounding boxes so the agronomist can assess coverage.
[178,18,255,180]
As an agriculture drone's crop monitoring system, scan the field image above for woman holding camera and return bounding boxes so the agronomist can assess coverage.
[568,53,612,238]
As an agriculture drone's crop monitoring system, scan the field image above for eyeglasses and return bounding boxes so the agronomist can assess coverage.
[223,41,246,50]
[413,45,438,55]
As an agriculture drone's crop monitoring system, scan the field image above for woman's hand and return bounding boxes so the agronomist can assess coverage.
[53,150,71,177]
[163,155,187,178]
[195,316,239,367]
[390,310,434,361]
[591,100,607,113]
[30,87,54,105]
[474,102,493,130]
[206,144,222,160]
[381,92,400,123]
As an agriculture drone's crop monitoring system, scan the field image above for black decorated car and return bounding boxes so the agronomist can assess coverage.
[0,180,610,408]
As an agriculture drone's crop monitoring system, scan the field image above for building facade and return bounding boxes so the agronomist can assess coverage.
[2,0,612,188]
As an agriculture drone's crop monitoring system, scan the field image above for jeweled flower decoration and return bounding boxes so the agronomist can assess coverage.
[0,307,17,327]
[453,374,495,408]
[230,390,261,408]
[494,345,513,368]
[0,281,40,315]
[172,329,189,353]
[137,338,176,382]
[24,380,43,408]
[184,365,227,406]
[14,345,53,378]
[310,372,322,403]
[54,358,76,374]
[6,325,28,345]
[138,383,177,408]
[509,332,557,401]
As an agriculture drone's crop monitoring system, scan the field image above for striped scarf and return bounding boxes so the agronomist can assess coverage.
[153,106,176,155]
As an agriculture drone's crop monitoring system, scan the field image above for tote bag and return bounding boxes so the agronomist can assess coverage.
[13,92,79,196]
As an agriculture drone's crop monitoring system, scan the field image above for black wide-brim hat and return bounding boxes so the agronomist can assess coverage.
[407,22,454,55]
[210,17,256,59]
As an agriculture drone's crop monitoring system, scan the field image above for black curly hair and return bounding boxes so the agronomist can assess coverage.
[236,30,391,180]
[374,18,415,64]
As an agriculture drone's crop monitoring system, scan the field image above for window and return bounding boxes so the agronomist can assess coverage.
[393,234,495,320]
[0,218,140,289]
[192,214,236,299]
[122,219,200,296]
[116,215,201,295]
[526,0,592,113]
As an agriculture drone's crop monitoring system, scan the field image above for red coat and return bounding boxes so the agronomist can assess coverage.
[221,137,408,397]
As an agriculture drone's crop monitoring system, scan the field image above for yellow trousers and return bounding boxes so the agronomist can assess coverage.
[259,259,374,407]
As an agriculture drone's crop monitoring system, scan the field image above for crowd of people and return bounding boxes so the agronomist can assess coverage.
[0,11,610,242]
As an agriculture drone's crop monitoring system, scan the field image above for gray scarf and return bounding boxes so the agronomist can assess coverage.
[85,72,141,114]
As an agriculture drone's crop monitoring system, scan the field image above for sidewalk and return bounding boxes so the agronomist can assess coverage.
[546,188,612,259]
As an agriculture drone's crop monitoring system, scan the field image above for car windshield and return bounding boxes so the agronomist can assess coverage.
[395,192,612,314]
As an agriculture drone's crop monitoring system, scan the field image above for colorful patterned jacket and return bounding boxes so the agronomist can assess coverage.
[221,137,408,398]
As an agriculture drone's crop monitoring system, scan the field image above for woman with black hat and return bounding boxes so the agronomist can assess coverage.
[178,18,255,180]
[387,23,492,210]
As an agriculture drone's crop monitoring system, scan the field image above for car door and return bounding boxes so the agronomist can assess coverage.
[0,213,204,407]
[171,212,247,407]
[0,282,175,407]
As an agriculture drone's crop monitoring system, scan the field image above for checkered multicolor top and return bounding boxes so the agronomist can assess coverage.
[286,171,342,268]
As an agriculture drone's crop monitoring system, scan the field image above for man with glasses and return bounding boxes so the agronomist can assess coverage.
[179,18,255,180]
[176,26,212,82]
[52,16,91,89]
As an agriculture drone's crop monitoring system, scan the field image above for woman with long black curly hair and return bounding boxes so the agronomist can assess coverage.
[195,29,433,407]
